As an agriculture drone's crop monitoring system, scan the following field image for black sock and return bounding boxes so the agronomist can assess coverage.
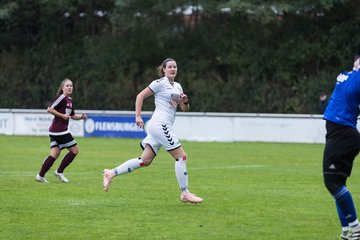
[57,152,76,173]
[39,156,56,177]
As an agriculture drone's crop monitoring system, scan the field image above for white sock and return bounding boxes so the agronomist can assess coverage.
[113,158,143,176]
[175,156,188,192]
[349,219,360,229]
[342,226,350,236]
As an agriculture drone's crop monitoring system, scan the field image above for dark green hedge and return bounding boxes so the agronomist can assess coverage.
[1,0,360,113]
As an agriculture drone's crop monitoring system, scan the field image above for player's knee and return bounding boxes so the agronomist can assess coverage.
[51,150,60,159]
[324,174,346,195]
[69,146,79,155]
[72,149,79,155]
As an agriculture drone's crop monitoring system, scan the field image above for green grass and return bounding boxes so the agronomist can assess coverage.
[0,135,358,239]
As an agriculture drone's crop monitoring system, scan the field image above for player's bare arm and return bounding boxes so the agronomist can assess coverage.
[135,87,153,129]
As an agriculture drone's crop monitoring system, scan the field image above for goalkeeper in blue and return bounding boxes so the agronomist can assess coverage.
[323,43,360,240]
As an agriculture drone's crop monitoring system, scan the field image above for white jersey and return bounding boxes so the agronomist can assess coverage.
[148,77,183,125]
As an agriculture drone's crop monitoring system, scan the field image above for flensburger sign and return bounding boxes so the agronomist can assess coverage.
[84,115,150,138]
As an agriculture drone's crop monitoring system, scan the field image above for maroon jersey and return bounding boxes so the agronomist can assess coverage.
[48,94,75,133]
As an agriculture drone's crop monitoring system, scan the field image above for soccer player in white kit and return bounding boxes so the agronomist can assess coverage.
[103,58,203,204]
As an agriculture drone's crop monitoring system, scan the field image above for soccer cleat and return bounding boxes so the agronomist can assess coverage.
[351,229,360,240]
[35,174,49,183]
[180,192,203,204]
[103,169,114,192]
[54,170,69,183]
[341,234,349,240]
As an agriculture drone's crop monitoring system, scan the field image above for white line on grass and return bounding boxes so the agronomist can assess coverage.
[0,171,87,177]
[0,165,265,177]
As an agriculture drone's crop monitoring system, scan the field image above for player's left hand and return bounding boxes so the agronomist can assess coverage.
[180,93,188,104]
[136,116,144,129]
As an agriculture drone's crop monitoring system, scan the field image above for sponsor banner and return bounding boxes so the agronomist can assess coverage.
[14,113,52,136]
[0,113,13,135]
[84,115,150,138]
[13,113,84,136]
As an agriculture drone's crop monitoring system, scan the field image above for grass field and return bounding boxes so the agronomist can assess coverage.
[1,135,359,239]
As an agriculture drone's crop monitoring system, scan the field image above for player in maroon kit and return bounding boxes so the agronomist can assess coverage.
[35,78,87,183]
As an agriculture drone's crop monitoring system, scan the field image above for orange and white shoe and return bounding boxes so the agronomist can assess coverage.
[180,192,203,204]
[103,169,114,192]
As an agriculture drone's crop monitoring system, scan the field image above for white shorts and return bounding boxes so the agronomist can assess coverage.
[141,119,181,154]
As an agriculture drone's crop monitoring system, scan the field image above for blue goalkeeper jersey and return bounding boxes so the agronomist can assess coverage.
[324,69,360,128]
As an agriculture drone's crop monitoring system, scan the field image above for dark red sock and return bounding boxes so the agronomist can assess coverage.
[57,152,76,173]
[39,156,56,177]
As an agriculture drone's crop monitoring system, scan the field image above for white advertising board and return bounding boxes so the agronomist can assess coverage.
[232,116,326,143]
[0,109,340,143]
[13,113,84,137]
[175,113,326,143]
[0,113,13,135]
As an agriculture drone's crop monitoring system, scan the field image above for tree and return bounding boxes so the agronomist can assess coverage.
[0,0,360,113]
